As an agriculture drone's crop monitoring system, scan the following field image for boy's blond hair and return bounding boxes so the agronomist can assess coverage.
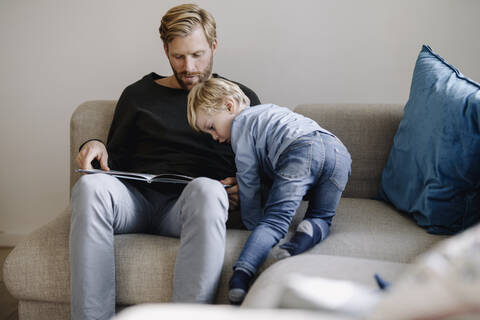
[187,78,250,132]
[159,4,216,48]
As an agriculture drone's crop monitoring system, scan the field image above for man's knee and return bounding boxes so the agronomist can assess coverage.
[73,174,106,195]
[182,177,229,221]
[186,177,228,205]
[70,174,117,222]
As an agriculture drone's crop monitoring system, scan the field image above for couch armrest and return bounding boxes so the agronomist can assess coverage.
[70,100,117,191]
[3,208,72,303]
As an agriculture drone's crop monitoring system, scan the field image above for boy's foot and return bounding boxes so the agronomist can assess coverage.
[275,219,322,259]
[228,269,253,305]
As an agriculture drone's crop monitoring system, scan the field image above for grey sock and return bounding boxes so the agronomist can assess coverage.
[296,220,314,235]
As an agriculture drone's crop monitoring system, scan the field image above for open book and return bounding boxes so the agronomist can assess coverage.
[76,169,232,187]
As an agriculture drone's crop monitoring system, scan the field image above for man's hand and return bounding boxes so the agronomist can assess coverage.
[221,177,239,210]
[76,140,110,170]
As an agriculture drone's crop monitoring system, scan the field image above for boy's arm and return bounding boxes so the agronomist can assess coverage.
[235,142,263,230]
[236,167,263,230]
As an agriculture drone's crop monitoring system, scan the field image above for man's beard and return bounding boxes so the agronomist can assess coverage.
[172,55,213,90]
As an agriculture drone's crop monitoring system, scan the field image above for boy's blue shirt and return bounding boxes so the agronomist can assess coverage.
[230,104,333,230]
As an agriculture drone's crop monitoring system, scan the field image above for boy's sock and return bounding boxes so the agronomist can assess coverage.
[275,219,322,259]
[228,268,253,305]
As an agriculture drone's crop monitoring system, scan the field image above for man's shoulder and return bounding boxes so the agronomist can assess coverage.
[213,74,261,106]
[117,73,175,105]
[124,73,156,91]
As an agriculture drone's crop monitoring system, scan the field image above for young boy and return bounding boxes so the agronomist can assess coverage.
[187,78,351,304]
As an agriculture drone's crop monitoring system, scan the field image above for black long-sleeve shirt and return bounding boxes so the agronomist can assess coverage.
[105,72,260,180]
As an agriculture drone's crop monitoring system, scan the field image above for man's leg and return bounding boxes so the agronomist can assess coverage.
[152,177,229,303]
[70,174,152,320]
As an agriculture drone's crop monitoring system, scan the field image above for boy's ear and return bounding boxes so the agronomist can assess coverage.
[225,97,235,112]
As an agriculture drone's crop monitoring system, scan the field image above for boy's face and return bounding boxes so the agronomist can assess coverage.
[195,109,236,143]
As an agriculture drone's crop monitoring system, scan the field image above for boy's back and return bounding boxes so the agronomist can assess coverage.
[231,104,333,169]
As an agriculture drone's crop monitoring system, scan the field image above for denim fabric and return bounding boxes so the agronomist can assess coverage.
[231,104,335,230]
[233,132,351,275]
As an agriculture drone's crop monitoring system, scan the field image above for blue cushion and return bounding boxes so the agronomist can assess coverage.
[379,45,480,235]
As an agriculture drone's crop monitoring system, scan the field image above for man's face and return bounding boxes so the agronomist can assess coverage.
[165,25,217,90]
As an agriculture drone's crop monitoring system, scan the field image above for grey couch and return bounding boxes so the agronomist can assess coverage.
[3,101,448,319]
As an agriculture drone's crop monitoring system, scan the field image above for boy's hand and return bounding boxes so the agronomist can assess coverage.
[221,177,239,210]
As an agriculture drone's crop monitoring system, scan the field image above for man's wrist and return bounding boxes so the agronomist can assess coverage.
[79,139,104,152]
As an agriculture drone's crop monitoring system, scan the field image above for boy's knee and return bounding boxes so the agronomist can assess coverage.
[258,222,288,242]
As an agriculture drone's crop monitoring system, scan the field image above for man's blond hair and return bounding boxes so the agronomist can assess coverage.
[187,78,250,132]
[159,4,216,47]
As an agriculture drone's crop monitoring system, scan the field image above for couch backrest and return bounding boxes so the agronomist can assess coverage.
[70,101,404,199]
[70,100,117,191]
[294,103,404,199]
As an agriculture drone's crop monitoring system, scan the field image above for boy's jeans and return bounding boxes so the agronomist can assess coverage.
[234,132,351,275]
[70,176,229,320]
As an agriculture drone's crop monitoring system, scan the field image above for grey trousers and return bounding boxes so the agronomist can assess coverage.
[69,174,229,320]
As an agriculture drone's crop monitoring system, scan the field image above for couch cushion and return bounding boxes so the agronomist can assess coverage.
[3,208,251,305]
[18,301,70,320]
[379,45,480,235]
[243,254,407,308]
[4,198,447,305]
[114,303,354,320]
[370,222,480,320]
[294,103,404,199]
[302,198,448,263]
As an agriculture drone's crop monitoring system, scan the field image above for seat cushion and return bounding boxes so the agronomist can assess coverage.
[4,198,447,305]
[370,222,480,320]
[3,208,252,305]
[299,198,448,263]
[242,254,408,308]
[114,303,355,320]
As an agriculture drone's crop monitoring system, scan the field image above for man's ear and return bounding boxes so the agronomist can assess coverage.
[211,39,218,56]
[163,43,169,57]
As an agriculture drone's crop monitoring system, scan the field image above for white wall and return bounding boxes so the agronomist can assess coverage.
[1,0,479,244]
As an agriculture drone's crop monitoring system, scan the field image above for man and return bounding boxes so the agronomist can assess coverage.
[70,4,260,319]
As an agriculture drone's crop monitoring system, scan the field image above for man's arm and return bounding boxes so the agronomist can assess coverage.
[76,88,137,171]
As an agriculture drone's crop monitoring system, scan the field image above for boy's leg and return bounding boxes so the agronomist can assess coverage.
[278,134,351,258]
[151,177,229,303]
[70,174,153,320]
[230,137,316,304]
